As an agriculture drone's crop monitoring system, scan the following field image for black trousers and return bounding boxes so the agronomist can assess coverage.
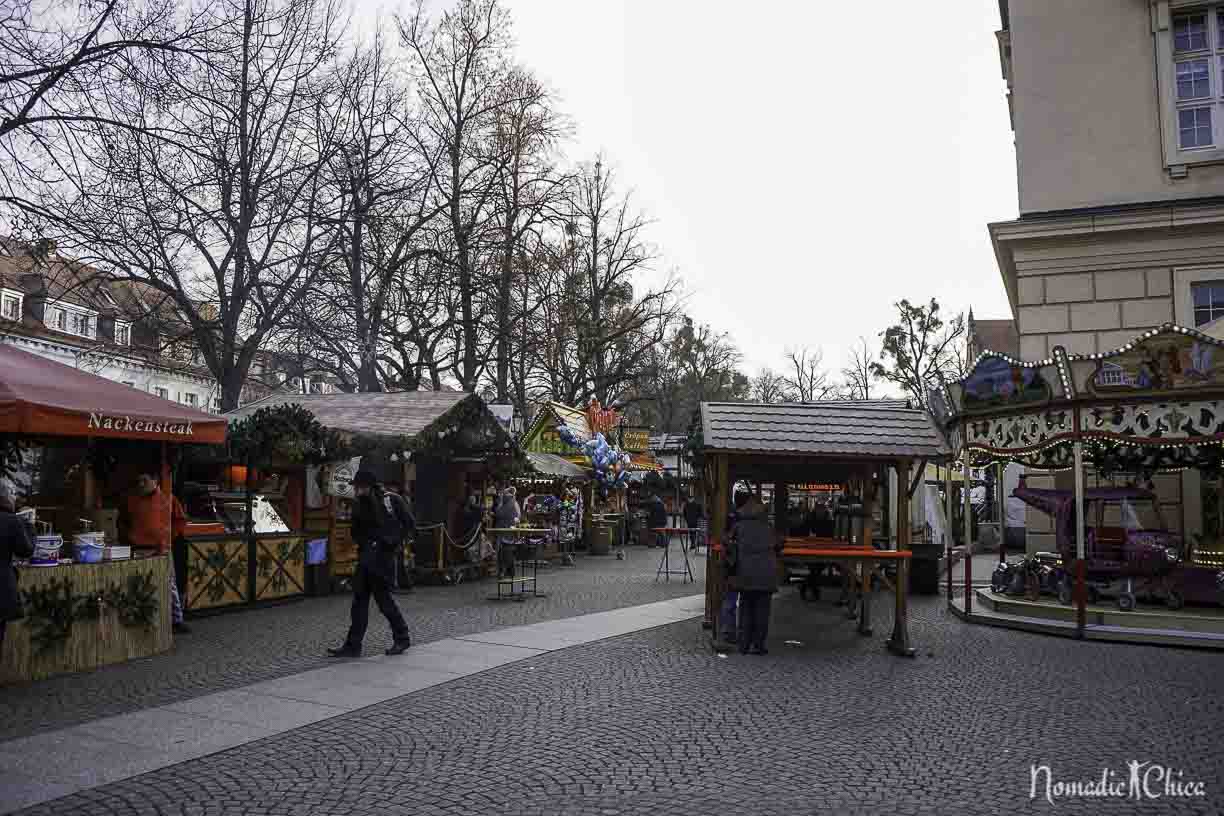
[345,566,409,649]
[738,590,773,652]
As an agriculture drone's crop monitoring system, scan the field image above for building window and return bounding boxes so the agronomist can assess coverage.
[1,292,20,320]
[182,393,197,408]
[71,312,94,338]
[48,307,66,331]
[114,323,130,346]
[154,387,169,400]
[1171,8,1224,151]
[1175,12,1208,53]
[1191,281,1224,326]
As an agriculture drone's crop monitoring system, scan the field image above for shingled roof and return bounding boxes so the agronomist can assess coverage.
[226,390,481,440]
[699,400,949,460]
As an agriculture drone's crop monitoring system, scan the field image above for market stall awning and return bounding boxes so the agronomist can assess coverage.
[0,342,227,444]
[526,451,589,481]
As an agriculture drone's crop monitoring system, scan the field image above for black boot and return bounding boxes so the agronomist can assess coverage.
[327,645,361,658]
[385,636,411,656]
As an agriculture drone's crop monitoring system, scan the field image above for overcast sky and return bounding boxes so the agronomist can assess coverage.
[370,1,1018,380]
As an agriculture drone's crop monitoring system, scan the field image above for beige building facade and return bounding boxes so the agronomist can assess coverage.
[989,1,1224,553]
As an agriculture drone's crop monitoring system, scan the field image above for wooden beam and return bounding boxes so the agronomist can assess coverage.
[705,454,729,635]
[897,459,912,555]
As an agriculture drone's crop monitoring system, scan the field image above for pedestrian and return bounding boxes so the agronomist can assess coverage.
[381,481,416,590]
[122,472,189,634]
[0,482,34,653]
[647,492,668,548]
[494,486,521,578]
[683,493,704,550]
[328,470,412,657]
[726,492,783,655]
[718,490,753,643]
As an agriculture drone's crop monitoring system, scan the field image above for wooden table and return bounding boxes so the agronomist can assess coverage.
[652,527,697,584]
[780,544,916,658]
[486,527,552,601]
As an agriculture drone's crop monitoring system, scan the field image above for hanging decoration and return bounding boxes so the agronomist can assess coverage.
[556,426,632,489]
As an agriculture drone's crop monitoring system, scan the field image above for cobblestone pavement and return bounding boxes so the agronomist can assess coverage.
[0,547,706,741]
[11,589,1224,816]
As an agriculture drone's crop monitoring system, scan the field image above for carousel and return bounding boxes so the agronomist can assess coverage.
[933,323,1224,649]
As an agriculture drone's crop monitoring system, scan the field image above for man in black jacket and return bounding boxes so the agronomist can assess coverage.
[328,470,412,657]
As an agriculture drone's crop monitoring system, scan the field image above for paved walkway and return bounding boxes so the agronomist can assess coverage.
[0,595,706,813]
[6,592,1223,816]
[0,546,706,741]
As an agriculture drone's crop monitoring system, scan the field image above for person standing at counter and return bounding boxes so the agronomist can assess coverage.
[1,482,34,651]
[122,473,190,634]
[494,486,521,579]
[328,470,411,658]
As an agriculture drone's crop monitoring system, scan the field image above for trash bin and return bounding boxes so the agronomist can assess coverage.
[909,543,940,595]
[590,522,614,555]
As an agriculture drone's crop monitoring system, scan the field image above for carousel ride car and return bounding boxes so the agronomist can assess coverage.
[1005,479,1224,611]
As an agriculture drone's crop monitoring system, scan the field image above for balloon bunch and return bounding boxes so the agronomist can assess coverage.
[555,430,631,489]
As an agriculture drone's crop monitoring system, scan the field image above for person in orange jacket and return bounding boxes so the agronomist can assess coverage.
[123,473,189,634]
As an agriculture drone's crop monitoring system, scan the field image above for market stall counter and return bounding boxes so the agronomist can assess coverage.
[0,343,227,684]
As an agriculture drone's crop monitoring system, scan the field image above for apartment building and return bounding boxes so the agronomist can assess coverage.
[988,0,1224,552]
[0,241,338,410]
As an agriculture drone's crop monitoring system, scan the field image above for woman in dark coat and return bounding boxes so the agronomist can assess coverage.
[726,495,783,655]
[1,483,35,651]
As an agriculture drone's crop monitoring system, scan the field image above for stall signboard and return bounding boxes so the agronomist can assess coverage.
[528,428,582,456]
[327,460,357,498]
[586,400,620,435]
[621,427,651,453]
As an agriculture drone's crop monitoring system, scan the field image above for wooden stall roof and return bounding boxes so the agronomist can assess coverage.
[699,400,949,461]
[0,342,226,444]
[526,451,590,480]
[228,390,473,439]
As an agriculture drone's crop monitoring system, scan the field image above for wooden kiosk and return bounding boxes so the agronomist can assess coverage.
[0,344,227,683]
[225,391,517,588]
[696,400,949,657]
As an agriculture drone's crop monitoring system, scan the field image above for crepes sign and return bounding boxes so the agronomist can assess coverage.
[88,412,195,437]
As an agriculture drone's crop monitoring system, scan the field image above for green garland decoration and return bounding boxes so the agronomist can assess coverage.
[22,578,79,654]
[228,403,360,466]
[21,572,161,654]
[103,572,159,629]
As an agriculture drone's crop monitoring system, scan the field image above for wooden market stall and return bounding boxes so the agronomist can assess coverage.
[519,452,590,563]
[520,400,662,552]
[172,404,349,615]
[225,390,517,587]
[0,343,227,684]
[695,399,949,657]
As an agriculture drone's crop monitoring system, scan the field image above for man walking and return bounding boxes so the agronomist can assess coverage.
[328,470,412,657]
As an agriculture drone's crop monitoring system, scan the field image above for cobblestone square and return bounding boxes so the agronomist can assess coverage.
[3,552,1222,816]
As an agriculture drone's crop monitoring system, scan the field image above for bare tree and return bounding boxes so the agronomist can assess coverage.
[870,298,966,407]
[565,156,676,404]
[751,366,790,403]
[841,336,877,400]
[488,67,567,405]
[287,34,448,393]
[37,0,349,410]
[783,346,837,403]
[0,0,212,221]
[399,0,517,391]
